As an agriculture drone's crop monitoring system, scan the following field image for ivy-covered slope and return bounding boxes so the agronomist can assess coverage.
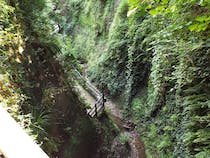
[68,0,210,157]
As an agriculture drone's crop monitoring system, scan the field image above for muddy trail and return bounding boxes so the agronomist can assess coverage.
[75,80,146,158]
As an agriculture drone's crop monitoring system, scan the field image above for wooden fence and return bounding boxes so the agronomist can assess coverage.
[87,94,105,117]
[74,68,106,117]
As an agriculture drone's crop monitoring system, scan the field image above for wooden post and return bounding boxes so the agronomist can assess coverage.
[94,103,97,117]
[102,85,106,111]
[102,93,105,111]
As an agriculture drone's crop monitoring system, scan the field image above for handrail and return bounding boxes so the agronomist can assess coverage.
[73,69,102,99]
[73,68,106,118]
[87,92,105,117]
[87,95,105,117]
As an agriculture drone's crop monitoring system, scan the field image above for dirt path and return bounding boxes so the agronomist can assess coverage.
[106,102,146,158]
[75,83,96,107]
[75,81,146,158]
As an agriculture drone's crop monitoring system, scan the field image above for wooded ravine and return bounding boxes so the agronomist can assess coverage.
[0,0,209,158]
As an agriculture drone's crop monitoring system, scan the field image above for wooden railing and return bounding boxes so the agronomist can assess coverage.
[74,69,102,98]
[87,93,106,117]
[73,68,106,117]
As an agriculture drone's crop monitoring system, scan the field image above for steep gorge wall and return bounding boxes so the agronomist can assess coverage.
[69,0,210,157]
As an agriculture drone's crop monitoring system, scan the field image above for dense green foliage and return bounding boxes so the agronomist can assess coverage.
[1,0,100,157]
[0,0,31,130]
[1,0,209,157]
[1,0,64,154]
[67,0,210,157]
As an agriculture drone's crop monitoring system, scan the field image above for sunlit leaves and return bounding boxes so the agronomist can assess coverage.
[0,0,33,137]
[149,6,165,16]
[128,0,209,35]
[189,15,210,32]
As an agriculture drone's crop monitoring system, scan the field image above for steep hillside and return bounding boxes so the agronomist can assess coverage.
[68,0,210,157]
